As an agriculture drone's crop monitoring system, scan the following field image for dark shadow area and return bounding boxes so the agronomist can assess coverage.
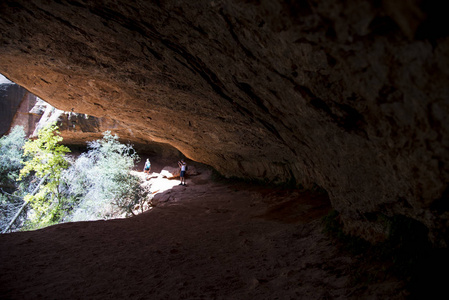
[408,247,449,299]
[323,212,449,299]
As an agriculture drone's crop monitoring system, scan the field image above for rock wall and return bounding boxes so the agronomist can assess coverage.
[2,81,182,165]
[1,0,448,245]
[0,83,28,136]
[30,98,140,146]
[1,82,135,145]
[9,89,43,138]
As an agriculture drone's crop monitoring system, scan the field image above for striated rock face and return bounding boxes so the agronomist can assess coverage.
[29,98,142,146]
[8,89,42,138]
[2,83,183,166]
[1,0,449,245]
[1,82,141,146]
[0,82,28,136]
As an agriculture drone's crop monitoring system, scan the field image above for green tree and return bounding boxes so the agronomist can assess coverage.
[65,131,145,221]
[18,123,71,226]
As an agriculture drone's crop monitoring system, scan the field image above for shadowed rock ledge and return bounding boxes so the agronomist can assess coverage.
[1,0,449,245]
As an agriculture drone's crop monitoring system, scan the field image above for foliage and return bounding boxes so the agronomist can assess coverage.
[1,126,148,232]
[0,126,27,188]
[18,123,71,226]
[0,126,30,232]
[63,131,145,221]
[0,193,23,232]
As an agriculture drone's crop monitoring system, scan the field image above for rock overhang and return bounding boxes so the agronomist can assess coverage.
[1,0,449,245]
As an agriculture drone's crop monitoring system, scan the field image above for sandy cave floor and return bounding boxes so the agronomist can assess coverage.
[0,166,409,299]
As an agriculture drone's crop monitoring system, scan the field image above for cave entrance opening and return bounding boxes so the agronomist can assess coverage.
[1,73,208,231]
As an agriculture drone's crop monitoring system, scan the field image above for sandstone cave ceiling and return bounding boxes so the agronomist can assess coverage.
[1,0,449,245]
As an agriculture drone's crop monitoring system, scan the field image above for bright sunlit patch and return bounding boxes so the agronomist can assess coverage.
[0,74,12,84]
[129,170,183,214]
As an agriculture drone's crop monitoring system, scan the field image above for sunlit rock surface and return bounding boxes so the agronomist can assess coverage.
[1,0,449,244]
[31,98,142,146]
[1,82,141,146]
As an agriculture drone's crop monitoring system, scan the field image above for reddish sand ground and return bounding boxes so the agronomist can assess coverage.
[0,167,408,299]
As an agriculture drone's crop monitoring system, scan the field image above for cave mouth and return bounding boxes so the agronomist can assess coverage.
[1,73,332,231]
[1,0,449,296]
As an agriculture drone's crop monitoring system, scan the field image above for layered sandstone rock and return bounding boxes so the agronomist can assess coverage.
[1,81,138,145]
[1,0,448,245]
[28,99,184,157]
[30,98,139,146]
[0,80,28,136]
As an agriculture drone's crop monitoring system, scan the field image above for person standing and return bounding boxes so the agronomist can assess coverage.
[178,159,187,186]
[143,159,151,180]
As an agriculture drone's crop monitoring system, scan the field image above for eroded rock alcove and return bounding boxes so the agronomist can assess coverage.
[1,0,449,245]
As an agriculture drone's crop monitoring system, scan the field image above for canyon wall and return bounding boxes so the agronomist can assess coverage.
[1,82,182,168]
[1,0,448,245]
[0,82,28,136]
[0,82,138,146]
[29,98,145,147]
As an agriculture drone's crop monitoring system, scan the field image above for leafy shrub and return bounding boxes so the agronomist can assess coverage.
[0,126,27,189]
[0,126,30,232]
[2,127,148,232]
[63,131,146,221]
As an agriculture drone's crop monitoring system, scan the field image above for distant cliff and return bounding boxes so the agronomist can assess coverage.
[0,80,134,144]
[0,82,30,136]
